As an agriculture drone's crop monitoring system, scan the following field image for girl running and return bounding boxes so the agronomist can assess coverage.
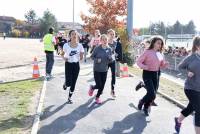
[174,36,200,134]
[89,29,101,54]
[136,36,169,116]
[88,34,112,104]
[107,29,118,98]
[62,30,84,104]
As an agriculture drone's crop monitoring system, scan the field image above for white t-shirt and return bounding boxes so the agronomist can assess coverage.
[156,52,164,61]
[63,42,84,63]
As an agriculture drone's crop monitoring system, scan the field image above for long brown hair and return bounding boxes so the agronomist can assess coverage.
[148,36,164,52]
[192,36,200,53]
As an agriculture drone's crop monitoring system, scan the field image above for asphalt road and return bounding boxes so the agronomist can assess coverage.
[38,63,194,134]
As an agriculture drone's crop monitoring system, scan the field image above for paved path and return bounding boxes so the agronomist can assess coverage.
[38,61,194,134]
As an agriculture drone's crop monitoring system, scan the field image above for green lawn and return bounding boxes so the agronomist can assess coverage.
[129,66,188,105]
[0,80,43,134]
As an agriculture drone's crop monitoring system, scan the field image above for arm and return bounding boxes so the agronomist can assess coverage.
[90,46,97,60]
[89,38,94,47]
[136,51,148,70]
[160,61,169,69]
[80,44,84,60]
[115,42,123,62]
[178,55,191,71]
[160,55,169,69]
[62,44,68,61]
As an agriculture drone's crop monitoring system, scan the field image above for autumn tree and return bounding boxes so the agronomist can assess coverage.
[81,0,127,34]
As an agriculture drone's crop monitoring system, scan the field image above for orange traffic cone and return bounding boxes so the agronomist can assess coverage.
[32,57,40,78]
[121,63,129,77]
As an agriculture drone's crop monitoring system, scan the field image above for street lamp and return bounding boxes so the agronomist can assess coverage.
[73,0,75,29]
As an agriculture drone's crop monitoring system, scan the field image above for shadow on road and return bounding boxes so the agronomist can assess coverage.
[102,111,147,134]
[38,98,114,134]
[101,103,149,134]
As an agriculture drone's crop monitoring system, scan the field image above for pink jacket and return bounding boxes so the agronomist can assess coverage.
[137,49,168,71]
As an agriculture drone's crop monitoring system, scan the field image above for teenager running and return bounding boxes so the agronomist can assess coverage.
[115,36,123,77]
[174,36,200,134]
[107,29,118,98]
[136,36,169,116]
[135,40,160,106]
[81,34,90,62]
[62,30,84,104]
[88,34,112,104]
[89,29,101,54]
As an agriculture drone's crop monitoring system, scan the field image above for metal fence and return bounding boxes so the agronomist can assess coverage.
[164,55,185,71]
[132,47,186,71]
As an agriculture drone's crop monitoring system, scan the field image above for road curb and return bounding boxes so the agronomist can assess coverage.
[0,77,44,84]
[31,80,47,134]
[157,91,186,109]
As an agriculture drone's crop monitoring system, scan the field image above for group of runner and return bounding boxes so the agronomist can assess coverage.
[43,27,200,134]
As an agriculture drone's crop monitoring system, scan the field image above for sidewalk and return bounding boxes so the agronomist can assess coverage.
[0,55,64,83]
[38,61,194,134]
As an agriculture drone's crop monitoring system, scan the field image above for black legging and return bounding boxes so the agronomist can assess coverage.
[108,61,116,90]
[141,70,159,109]
[143,69,161,92]
[181,89,200,127]
[93,71,108,98]
[65,62,80,98]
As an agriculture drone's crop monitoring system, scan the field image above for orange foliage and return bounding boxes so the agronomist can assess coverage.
[81,0,127,34]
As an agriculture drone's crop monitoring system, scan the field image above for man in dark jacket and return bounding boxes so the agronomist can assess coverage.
[115,37,123,77]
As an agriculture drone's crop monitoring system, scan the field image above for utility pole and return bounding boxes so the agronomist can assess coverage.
[73,0,75,29]
[127,0,133,39]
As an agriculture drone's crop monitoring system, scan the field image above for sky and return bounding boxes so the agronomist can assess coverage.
[0,0,200,30]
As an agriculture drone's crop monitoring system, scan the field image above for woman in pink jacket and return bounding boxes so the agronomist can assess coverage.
[136,36,169,116]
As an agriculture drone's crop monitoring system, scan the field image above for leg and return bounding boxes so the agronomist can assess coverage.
[110,62,116,91]
[175,90,195,133]
[88,71,100,97]
[68,63,80,99]
[142,79,156,108]
[151,74,159,106]
[45,53,51,75]
[186,90,200,131]
[50,53,54,75]
[116,61,120,77]
[84,48,87,62]
[64,62,72,89]
[96,72,107,98]
[48,53,54,75]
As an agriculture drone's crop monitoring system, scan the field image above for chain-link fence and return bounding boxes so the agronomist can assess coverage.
[132,47,187,79]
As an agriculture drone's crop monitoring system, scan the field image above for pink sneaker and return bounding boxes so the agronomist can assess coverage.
[95,97,102,104]
[88,85,94,96]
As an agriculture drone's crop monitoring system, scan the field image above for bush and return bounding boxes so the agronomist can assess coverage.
[122,52,134,66]
[22,31,30,38]
[115,27,135,66]
[11,29,21,37]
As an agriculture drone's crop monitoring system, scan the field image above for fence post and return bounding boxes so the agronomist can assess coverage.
[174,56,177,70]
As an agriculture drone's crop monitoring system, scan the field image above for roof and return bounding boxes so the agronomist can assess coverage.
[0,16,16,22]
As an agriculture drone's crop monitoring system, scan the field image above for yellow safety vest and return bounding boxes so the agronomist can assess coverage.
[43,34,55,51]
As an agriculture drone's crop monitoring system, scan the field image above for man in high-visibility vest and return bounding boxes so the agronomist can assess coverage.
[43,27,56,79]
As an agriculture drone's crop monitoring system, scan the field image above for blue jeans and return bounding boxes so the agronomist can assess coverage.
[45,52,54,75]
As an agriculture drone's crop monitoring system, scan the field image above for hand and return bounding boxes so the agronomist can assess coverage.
[164,61,170,67]
[188,71,194,78]
[60,50,65,56]
[63,57,68,62]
